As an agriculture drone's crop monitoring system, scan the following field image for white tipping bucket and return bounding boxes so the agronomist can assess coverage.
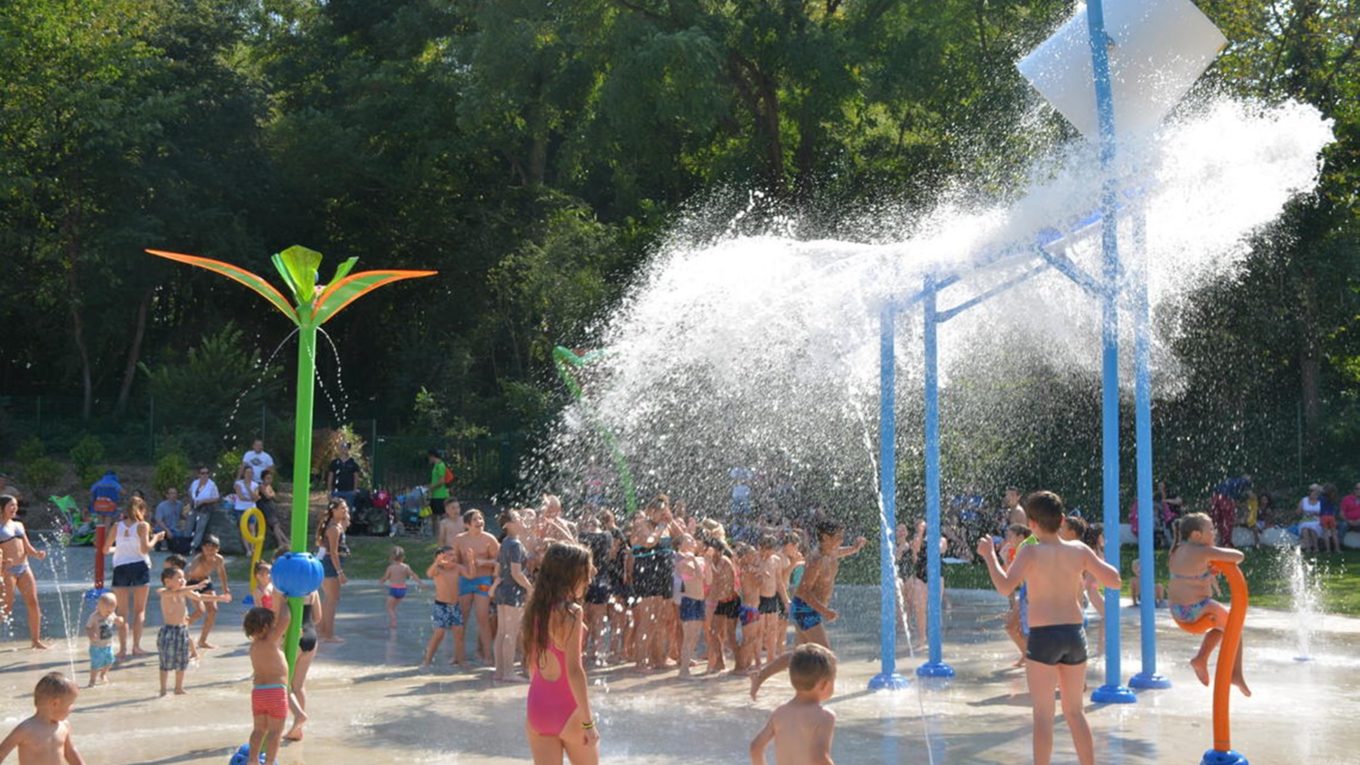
[1017,0,1227,140]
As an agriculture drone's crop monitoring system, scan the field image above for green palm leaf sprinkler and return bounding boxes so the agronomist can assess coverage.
[552,345,636,515]
[148,246,435,673]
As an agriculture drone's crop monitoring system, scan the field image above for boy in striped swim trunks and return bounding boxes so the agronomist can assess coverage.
[157,567,231,696]
[244,602,298,765]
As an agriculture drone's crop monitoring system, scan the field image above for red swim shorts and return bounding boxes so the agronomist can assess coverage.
[1321,516,1337,530]
[251,685,288,720]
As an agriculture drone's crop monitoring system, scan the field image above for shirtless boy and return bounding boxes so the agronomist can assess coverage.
[750,518,864,698]
[435,500,463,549]
[977,491,1121,765]
[748,644,837,765]
[454,509,500,664]
[422,546,470,669]
[0,673,84,765]
[184,535,231,648]
[157,567,231,696]
[756,535,786,664]
[243,601,293,765]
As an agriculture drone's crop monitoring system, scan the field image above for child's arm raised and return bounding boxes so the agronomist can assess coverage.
[978,537,1026,596]
[748,716,775,765]
[835,536,867,559]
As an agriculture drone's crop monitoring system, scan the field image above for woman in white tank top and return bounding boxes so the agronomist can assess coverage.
[106,497,165,658]
[1298,485,1323,552]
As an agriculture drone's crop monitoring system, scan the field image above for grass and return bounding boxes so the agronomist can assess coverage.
[225,535,442,583]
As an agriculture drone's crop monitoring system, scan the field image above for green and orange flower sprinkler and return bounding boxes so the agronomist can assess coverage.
[148,246,434,674]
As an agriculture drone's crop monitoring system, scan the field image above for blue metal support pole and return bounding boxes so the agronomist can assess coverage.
[870,301,909,691]
[1129,206,1171,690]
[918,276,954,679]
[1087,0,1135,705]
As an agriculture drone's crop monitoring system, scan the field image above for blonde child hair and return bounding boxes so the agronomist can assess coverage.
[390,546,406,562]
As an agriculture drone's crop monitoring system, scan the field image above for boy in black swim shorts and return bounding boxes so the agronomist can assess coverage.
[977,491,1121,765]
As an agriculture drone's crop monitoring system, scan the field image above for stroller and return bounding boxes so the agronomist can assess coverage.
[391,486,430,537]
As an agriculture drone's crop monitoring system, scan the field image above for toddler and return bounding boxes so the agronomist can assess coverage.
[0,672,84,765]
[157,566,231,696]
[243,603,295,765]
[378,546,422,630]
[749,644,838,765]
[84,593,122,687]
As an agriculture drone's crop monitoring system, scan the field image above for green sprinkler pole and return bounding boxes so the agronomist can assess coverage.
[285,313,318,676]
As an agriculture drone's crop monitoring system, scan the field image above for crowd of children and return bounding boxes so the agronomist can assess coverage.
[1,484,1265,765]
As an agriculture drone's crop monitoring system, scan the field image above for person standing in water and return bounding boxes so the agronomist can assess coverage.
[750,517,864,699]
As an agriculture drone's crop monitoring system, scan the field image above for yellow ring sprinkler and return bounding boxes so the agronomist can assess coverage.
[239,507,266,605]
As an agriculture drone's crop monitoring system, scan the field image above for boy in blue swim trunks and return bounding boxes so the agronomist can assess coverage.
[422,546,469,670]
[977,491,1121,765]
[453,509,500,664]
[751,518,864,699]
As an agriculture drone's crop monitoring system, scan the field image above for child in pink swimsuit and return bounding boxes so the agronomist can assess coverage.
[523,542,599,764]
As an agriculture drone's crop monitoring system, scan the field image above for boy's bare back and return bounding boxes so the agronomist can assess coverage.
[981,535,1119,628]
[249,638,288,687]
[752,699,835,765]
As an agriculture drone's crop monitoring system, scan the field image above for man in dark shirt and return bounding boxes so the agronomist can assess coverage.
[327,442,362,509]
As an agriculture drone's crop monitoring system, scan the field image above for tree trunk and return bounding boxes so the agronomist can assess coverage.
[1300,346,1320,440]
[61,200,93,420]
[69,293,93,420]
[115,286,153,416]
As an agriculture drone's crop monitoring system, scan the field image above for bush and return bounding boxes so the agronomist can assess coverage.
[154,450,191,495]
[23,456,62,494]
[16,436,45,465]
[215,449,243,491]
[69,435,105,485]
[142,323,282,436]
[311,425,369,488]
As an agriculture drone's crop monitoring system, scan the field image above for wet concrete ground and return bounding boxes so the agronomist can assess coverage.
[1,545,1354,764]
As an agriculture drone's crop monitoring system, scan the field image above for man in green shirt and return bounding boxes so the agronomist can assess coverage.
[427,448,451,518]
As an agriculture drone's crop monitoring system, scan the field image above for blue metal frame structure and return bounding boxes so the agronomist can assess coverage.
[871,219,1104,689]
[1085,0,1138,706]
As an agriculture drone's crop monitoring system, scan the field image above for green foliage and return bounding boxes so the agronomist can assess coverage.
[68,435,106,486]
[0,0,1358,506]
[153,449,191,494]
[16,437,45,465]
[312,424,370,488]
[214,449,242,490]
[23,457,62,494]
[141,323,282,443]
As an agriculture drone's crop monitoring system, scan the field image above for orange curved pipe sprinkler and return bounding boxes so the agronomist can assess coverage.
[1200,560,1249,765]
